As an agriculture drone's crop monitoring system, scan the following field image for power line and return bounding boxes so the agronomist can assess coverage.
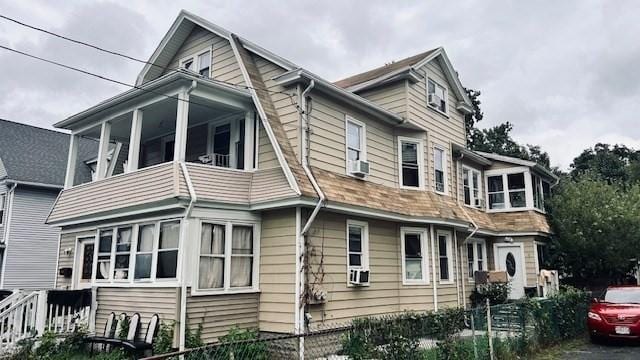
[0,44,250,116]
[0,13,297,101]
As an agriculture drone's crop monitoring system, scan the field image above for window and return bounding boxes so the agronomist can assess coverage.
[347,220,368,271]
[346,117,366,174]
[536,243,548,272]
[197,51,211,77]
[532,174,547,211]
[401,228,428,284]
[157,221,180,279]
[467,239,487,280]
[437,231,453,283]
[507,173,526,208]
[487,175,505,209]
[134,224,154,280]
[398,138,424,189]
[487,172,530,210]
[0,193,5,225]
[197,222,257,291]
[463,167,482,207]
[427,79,447,113]
[96,230,113,281]
[434,147,447,193]
[181,58,194,71]
[113,227,132,280]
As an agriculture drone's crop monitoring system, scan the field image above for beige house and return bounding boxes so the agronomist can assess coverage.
[47,10,557,348]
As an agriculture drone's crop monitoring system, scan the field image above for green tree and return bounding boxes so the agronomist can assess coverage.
[464,88,483,145]
[547,174,640,284]
[570,143,640,184]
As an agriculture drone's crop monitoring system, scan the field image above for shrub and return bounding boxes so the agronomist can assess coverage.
[186,323,204,348]
[216,327,269,360]
[153,321,176,354]
[470,282,510,307]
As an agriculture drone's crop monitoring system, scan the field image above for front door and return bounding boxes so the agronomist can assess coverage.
[75,239,94,289]
[495,245,525,299]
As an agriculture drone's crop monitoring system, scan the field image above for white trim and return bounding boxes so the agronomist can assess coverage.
[465,238,487,283]
[436,229,454,285]
[400,227,429,285]
[228,35,301,196]
[412,47,473,108]
[485,168,531,212]
[345,115,368,178]
[72,236,96,289]
[398,136,425,190]
[433,145,448,195]
[346,219,369,286]
[294,207,302,334]
[430,225,438,311]
[0,184,16,288]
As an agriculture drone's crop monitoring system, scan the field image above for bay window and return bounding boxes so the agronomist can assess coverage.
[531,174,548,211]
[463,166,482,207]
[507,173,526,208]
[486,169,532,210]
[398,137,424,189]
[92,219,181,284]
[401,228,428,284]
[197,221,258,292]
[467,239,487,280]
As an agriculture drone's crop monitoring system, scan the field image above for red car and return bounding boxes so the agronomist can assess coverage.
[588,286,640,341]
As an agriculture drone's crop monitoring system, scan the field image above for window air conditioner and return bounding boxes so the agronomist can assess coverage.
[349,268,370,285]
[475,198,486,208]
[349,160,370,177]
[428,93,442,107]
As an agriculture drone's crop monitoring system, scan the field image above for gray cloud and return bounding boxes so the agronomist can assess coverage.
[0,0,639,169]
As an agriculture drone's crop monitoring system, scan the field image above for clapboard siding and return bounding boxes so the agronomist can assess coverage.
[2,187,60,289]
[186,291,259,343]
[165,26,245,86]
[308,94,398,188]
[48,163,184,223]
[258,208,297,333]
[95,287,179,341]
[257,123,279,169]
[358,81,408,117]
[250,167,296,203]
[56,230,96,289]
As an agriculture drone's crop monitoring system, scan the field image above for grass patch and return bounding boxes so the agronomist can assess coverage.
[530,336,587,360]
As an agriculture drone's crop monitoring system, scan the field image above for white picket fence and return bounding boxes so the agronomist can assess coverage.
[0,290,93,353]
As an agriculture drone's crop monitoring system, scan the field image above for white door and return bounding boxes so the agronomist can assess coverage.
[75,239,94,289]
[495,245,525,299]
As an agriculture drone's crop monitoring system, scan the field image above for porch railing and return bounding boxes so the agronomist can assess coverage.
[0,289,93,353]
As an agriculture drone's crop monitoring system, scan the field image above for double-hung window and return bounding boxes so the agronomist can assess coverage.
[531,174,546,211]
[96,230,113,281]
[401,228,428,284]
[434,147,447,193]
[134,224,154,280]
[427,79,447,113]
[197,222,257,292]
[113,227,132,280]
[157,221,180,279]
[463,167,482,207]
[0,193,5,225]
[398,137,424,189]
[467,239,487,280]
[346,117,366,175]
[197,51,211,77]
[437,231,453,283]
[535,242,548,273]
[347,220,369,271]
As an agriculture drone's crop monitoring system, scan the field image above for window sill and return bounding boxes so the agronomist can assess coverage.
[346,172,368,181]
[400,185,425,191]
[427,105,450,118]
[190,287,261,297]
[463,203,484,210]
[90,281,180,288]
[486,207,536,213]
[402,280,430,286]
[434,190,448,196]
[439,280,455,285]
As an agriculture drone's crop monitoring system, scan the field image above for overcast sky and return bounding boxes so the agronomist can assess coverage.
[0,0,638,169]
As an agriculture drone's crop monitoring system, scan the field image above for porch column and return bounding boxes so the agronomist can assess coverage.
[127,109,143,172]
[64,133,79,188]
[174,91,190,162]
[95,121,111,180]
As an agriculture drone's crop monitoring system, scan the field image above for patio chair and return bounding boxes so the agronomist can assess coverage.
[84,312,116,352]
[120,314,160,358]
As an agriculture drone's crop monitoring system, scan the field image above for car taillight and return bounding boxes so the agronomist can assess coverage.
[588,311,602,321]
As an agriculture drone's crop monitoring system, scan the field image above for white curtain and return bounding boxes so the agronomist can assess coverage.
[231,226,253,287]
[199,224,225,289]
[99,260,109,279]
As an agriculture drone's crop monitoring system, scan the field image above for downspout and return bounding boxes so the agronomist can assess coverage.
[0,183,17,288]
[178,81,197,352]
[298,80,325,336]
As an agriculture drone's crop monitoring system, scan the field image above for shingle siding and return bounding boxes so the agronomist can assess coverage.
[2,187,60,289]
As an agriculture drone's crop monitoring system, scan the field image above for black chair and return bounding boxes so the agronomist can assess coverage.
[84,312,116,352]
[119,314,160,359]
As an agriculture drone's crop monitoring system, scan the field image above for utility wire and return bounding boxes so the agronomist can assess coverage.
[0,13,297,101]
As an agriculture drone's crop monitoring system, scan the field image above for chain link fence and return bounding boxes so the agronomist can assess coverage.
[138,290,588,360]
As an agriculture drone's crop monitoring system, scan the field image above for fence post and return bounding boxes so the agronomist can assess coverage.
[34,290,47,336]
[486,298,494,360]
[470,311,478,360]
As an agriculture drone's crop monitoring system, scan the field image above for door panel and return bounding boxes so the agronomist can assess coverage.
[496,245,525,299]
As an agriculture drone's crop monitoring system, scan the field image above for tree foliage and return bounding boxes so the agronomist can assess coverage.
[570,143,640,185]
[464,88,483,145]
[547,174,640,283]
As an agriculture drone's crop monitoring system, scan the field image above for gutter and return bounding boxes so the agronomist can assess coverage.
[297,80,325,335]
[178,81,197,353]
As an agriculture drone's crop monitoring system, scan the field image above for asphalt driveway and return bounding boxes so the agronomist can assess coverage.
[555,339,640,360]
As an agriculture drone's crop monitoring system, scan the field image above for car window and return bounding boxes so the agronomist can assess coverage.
[603,288,640,304]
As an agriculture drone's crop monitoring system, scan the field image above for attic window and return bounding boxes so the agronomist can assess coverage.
[198,51,211,78]
[427,79,447,114]
[181,58,194,71]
